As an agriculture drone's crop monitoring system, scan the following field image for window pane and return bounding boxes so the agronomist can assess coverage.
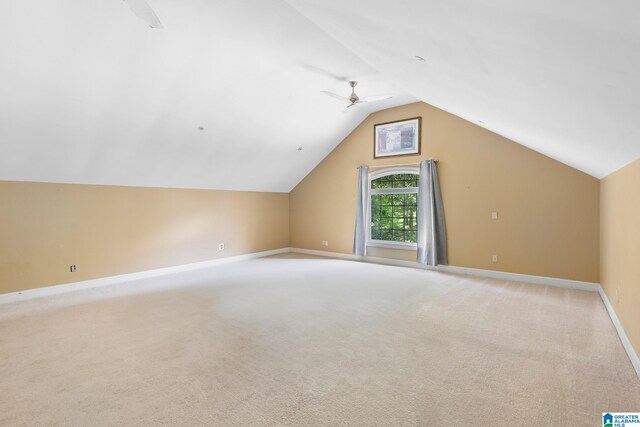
[372,173,417,189]
[371,227,381,240]
[392,178,406,188]
[371,176,393,189]
[370,173,418,244]
[404,217,415,230]
[381,217,393,229]
[380,194,393,205]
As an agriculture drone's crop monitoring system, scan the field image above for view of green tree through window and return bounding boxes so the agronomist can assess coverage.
[370,173,418,243]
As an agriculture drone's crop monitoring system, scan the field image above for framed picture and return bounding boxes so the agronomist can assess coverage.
[374,117,421,159]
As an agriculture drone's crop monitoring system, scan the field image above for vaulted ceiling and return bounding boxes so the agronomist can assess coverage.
[0,0,416,192]
[1,0,639,192]
[285,0,640,179]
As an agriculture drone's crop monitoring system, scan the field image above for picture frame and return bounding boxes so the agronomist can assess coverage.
[374,117,421,159]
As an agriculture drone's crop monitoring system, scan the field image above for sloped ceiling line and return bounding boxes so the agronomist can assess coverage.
[284,0,640,179]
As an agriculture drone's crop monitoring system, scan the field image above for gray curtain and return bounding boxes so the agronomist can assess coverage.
[417,160,447,265]
[353,165,369,256]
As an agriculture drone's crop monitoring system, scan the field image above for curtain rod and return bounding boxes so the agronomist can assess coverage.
[359,160,438,170]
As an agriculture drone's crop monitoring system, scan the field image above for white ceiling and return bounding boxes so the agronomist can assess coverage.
[1,1,639,192]
[286,0,640,179]
[0,0,416,192]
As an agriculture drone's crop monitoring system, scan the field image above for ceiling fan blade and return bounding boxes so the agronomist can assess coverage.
[321,91,351,103]
[122,0,164,29]
[342,103,357,114]
[359,94,393,103]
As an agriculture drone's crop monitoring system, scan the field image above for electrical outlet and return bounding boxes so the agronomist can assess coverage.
[491,255,498,263]
[218,243,225,251]
[322,240,329,246]
[70,265,76,272]
[491,211,498,220]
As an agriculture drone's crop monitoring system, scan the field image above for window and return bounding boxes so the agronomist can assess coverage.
[368,168,419,249]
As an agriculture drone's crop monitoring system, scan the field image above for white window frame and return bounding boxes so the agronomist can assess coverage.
[367,167,419,250]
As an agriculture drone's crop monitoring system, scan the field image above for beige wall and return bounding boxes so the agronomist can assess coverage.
[0,181,289,294]
[0,102,602,294]
[601,157,640,358]
[290,102,600,282]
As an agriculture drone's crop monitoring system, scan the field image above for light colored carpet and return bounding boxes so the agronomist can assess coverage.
[0,254,638,426]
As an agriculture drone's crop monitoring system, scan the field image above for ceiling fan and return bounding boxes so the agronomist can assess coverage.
[122,0,163,29]
[322,81,392,113]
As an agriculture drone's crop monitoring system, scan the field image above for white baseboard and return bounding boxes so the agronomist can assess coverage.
[0,247,290,304]
[436,264,600,292]
[598,287,640,379]
[290,247,600,291]
[291,247,359,260]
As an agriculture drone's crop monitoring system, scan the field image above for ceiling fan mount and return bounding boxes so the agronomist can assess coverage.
[347,81,359,104]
